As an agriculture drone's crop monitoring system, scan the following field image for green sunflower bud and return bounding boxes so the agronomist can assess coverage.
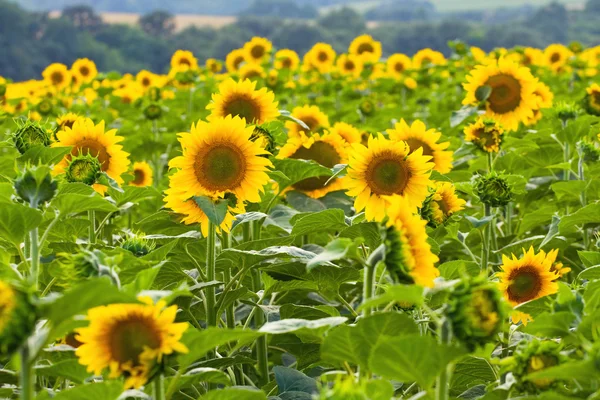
[446,275,506,350]
[121,235,155,257]
[65,153,102,185]
[36,99,53,116]
[359,99,375,116]
[509,339,565,393]
[0,280,36,356]
[555,102,580,123]
[383,226,414,285]
[250,125,277,154]
[143,103,162,120]
[12,119,52,154]
[579,141,600,163]
[49,251,99,288]
[148,87,161,102]
[474,172,514,207]
[14,165,58,207]
[568,41,583,54]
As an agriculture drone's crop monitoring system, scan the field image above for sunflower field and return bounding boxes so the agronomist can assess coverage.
[0,35,600,400]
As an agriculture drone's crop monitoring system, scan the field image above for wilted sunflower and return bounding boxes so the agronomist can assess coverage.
[225,48,246,73]
[497,247,559,324]
[348,34,382,64]
[168,115,272,203]
[386,53,412,79]
[330,122,361,144]
[42,63,71,90]
[307,43,337,74]
[346,134,433,221]
[387,119,453,174]
[336,54,364,78]
[243,37,272,64]
[584,83,600,115]
[274,49,300,70]
[170,49,198,71]
[130,161,153,187]
[71,58,97,84]
[421,182,466,227]
[285,105,330,139]
[412,48,446,69]
[53,118,130,194]
[463,58,538,131]
[385,196,439,287]
[464,117,505,153]
[206,79,279,124]
[277,131,348,198]
[238,63,266,81]
[75,298,188,389]
[543,44,572,73]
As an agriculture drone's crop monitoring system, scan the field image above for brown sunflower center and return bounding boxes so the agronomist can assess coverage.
[223,95,260,122]
[317,51,328,62]
[357,42,374,54]
[51,71,64,85]
[132,169,145,185]
[291,141,341,191]
[420,56,432,65]
[485,74,522,114]
[234,56,244,69]
[72,139,111,171]
[109,317,161,364]
[591,91,600,107]
[142,77,151,87]
[251,45,265,59]
[404,138,434,157]
[394,62,405,73]
[474,128,499,149]
[179,58,191,67]
[365,152,411,196]
[243,69,261,80]
[282,58,292,68]
[299,116,320,132]
[194,144,247,192]
[550,52,560,63]
[344,60,355,71]
[506,266,542,303]
[79,66,90,77]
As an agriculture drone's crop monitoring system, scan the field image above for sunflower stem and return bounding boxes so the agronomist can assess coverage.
[435,318,452,400]
[29,227,39,291]
[88,210,96,244]
[153,374,165,400]
[578,145,589,249]
[206,221,217,328]
[20,344,33,400]
[487,152,493,173]
[362,263,375,317]
[481,204,491,275]
[505,202,513,236]
[251,219,269,386]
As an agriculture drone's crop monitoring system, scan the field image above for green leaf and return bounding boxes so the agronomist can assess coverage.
[450,357,497,397]
[0,203,42,247]
[514,295,554,319]
[270,158,332,191]
[578,265,600,280]
[521,312,575,337]
[35,360,90,384]
[107,185,159,207]
[52,381,123,400]
[165,367,231,391]
[525,359,599,382]
[450,106,478,128]
[17,146,71,165]
[438,260,480,280]
[259,317,347,343]
[201,387,267,400]
[291,209,348,236]
[577,251,600,268]
[306,238,362,271]
[369,335,465,389]
[274,366,318,397]
[357,284,424,311]
[559,202,600,235]
[539,215,560,249]
[193,195,229,225]
[51,186,118,215]
[475,85,492,102]
[339,222,382,250]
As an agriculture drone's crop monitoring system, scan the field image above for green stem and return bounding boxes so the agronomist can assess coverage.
[578,146,589,249]
[29,227,39,290]
[153,374,165,400]
[88,211,96,244]
[481,204,491,275]
[362,264,375,317]
[487,152,493,173]
[221,232,235,329]
[505,203,513,236]
[205,221,217,328]
[435,319,452,400]
[252,270,269,386]
[20,345,33,400]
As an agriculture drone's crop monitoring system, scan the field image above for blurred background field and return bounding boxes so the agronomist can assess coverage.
[2,0,599,80]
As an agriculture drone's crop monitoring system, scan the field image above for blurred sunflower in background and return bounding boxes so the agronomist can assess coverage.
[306,43,337,74]
[543,44,573,72]
[386,53,412,79]
[56,112,81,132]
[348,34,382,64]
[136,70,158,91]
[205,58,223,74]
[330,122,361,144]
[336,53,364,78]
[71,58,97,84]
[170,49,198,71]
[225,48,246,73]
[42,63,71,90]
[130,161,153,187]
[412,48,446,69]
[464,117,505,153]
[243,37,272,64]
[420,182,466,227]
[274,49,300,71]
[285,104,330,139]
[239,63,266,81]
[584,83,600,115]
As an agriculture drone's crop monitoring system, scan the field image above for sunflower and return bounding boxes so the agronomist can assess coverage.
[497,247,560,323]
[170,50,198,71]
[225,48,246,73]
[307,43,337,74]
[413,49,446,69]
[585,83,600,115]
[70,58,97,85]
[464,117,505,153]
[53,118,130,194]
[136,70,158,91]
[205,58,223,74]
[113,83,143,105]
[56,112,81,132]
[238,63,266,81]
[0,281,16,335]
[42,63,71,90]
[348,34,382,64]
[277,131,348,198]
[421,182,466,226]
[206,79,279,124]
[243,37,272,64]
[525,81,554,126]
[330,122,361,144]
[387,119,453,174]
[462,58,538,131]
[130,162,153,187]
[346,134,433,221]
[75,298,188,389]
[168,115,272,203]
[274,49,300,71]
[544,44,572,73]
[284,105,330,139]
[385,196,439,287]
[386,53,412,79]
[336,54,364,78]
[521,47,544,67]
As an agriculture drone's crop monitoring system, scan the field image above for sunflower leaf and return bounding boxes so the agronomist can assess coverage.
[193,195,229,225]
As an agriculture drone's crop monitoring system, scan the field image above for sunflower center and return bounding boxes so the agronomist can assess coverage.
[243,69,261,80]
[80,66,90,76]
[591,92,600,107]
[291,141,341,191]
[251,45,265,59]
[51,71,64,85]
[132,169,145,185]
[223,95,260,122]
[366,153,411,196]
[485,74,522,114]
[344,60,355,71]
[282,58,292,68]
[179,58,191,67]
[507,266,542,303]
[404,138,434,157]
[420,57,432,65]
[394,62,405,73]
[72,139,111,171]
[317,51,328,62]
[550,52,560,63]
[142,77,151,87]
[357,42,374,54]
[195,144,247,192]
[234,56,244,69]
[109,317,161,364]
[299,116,320,132]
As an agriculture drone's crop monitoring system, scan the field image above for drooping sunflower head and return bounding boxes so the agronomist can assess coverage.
[348,34,382,64]
[170,50,198,71]
[143,103,163,120]
[71,58,98,84]
[130,161,154,187]
[205,58,223,74]
[12,119,52,154]
[120,234,156,257]
[420,182,466,227]
[497,247,559,309]
[330,122,361,144]
[274,49,300,71]
[243,37,272,64]
[284,105,330,139]
[75,298,188,389]
[346,134,434,222]
[225,48,246,73]
[207,78,279,124]
[386,53,412,79]
[462,58,538,131]
[336,54,364,78]
[0,280,36,357]
[384,196,439,287]
[510,339,564,393]
[42,63,71,90]
[544,44,573,72]
[413,48,446,69]
[387,119,453,173]
[168,115,273,203]
[65,153,103,186]
[474,172,514,207]
[307,43,337,73]
[464,117,505,153]
[585,83,600,116]
[277,131,348,198]
[53,118,130,194]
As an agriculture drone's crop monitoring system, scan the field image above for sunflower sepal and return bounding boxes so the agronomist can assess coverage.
[474,172,515,207]
[12,119,52,155]
[97,171,124,193]
[65,153,102,186]
[14,164,58,207]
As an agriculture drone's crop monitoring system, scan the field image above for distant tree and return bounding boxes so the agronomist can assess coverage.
[242,0,318,19]
[483,25,545,49]
[585,0,600,13]
[317,7,366,33]
[527,2,568,43]
[139,10,176,37]
[236,16,285,38]
[365,0,436,22]
[271,22,331,55]
[62,5,103,31]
